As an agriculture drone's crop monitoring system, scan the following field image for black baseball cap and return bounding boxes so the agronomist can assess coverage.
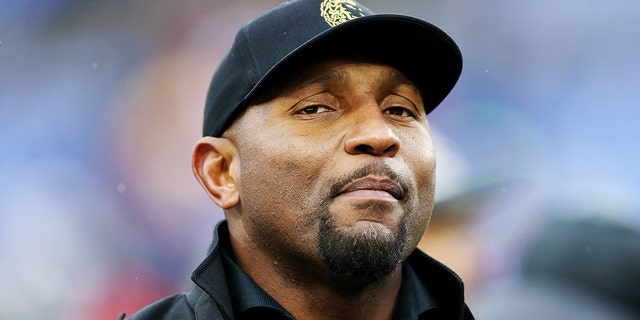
[203,0,462,137]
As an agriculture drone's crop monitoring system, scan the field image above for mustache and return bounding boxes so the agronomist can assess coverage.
[328,162,410,200]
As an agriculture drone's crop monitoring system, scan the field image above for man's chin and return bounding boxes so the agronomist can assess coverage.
[318,214,407,286]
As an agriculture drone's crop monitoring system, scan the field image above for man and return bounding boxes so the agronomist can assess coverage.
[121,0,473,318]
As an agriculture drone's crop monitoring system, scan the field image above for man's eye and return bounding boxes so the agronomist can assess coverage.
[298,105,333,114]
[385,106,415,118]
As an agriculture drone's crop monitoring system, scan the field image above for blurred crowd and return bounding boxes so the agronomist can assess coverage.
[2,0,639,319]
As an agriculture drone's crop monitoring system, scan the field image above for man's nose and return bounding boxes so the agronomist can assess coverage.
[344,110,400,157]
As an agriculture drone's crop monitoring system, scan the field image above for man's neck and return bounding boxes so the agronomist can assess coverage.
[275,269,403,320]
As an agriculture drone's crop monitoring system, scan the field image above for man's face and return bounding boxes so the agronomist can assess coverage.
[225,59,436,285]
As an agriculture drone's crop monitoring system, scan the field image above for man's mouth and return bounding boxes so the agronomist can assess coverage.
[338,176,404,200]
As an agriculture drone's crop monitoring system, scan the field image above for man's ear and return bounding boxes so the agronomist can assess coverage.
[192,136,240,209]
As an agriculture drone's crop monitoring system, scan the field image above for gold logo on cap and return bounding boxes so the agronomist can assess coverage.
[320,0,366,27]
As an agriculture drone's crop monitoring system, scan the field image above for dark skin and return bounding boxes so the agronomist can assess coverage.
[192,59,436,319]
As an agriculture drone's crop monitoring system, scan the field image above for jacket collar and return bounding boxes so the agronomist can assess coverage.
[191,221,235,319]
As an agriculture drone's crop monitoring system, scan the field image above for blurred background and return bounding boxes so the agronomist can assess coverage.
[2,0,639,319]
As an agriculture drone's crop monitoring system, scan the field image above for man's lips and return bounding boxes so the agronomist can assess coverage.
[338,176,404,200]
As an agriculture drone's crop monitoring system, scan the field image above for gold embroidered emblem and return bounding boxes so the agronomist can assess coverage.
[320,0,367,27]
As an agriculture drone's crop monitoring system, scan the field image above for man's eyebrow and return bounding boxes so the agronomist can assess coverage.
[385,69,417,90]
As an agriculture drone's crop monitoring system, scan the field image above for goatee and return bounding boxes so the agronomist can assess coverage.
[318,212,407,287]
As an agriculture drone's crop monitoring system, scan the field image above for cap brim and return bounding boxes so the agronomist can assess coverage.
[245,14,463,114]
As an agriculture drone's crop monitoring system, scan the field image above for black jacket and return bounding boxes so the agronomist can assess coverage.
[120,222,474,319]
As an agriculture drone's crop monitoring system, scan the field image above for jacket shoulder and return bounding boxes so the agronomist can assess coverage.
[119,293,194,320]
[118,285,229,320]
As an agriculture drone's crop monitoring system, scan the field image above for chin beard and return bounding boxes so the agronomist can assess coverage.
[318,212,407,287]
